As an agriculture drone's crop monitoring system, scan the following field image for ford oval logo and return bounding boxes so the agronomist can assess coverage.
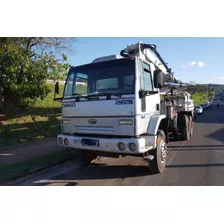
[88,119,97,124]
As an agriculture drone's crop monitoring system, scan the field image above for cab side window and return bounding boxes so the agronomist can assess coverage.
[143,63,153,91]
[139,60,153,91]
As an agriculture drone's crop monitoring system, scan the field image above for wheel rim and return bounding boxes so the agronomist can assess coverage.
[160,140,167,163]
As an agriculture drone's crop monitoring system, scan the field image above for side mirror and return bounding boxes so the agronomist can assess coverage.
[139,90,145,99]
[154,70,164,88]
[53,81,62,101]
[55,81,59,95]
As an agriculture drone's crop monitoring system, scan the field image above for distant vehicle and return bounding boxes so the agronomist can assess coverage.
[200,103,206,110]
[204,103,209,109]
[193,108,197,119]
[195,105,203,115]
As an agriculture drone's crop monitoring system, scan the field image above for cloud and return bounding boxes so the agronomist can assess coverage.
[188,61,197,66]
[211,76,224,80]
[197,62,204,67]
[208,76,224,84]
[181,61,205,68]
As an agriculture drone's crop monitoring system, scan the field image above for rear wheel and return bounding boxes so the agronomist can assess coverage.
[148,129,168,174]
[173,130,180,141]
[180,115,190,140]
[172,116,180,141]
[189,116,193,136]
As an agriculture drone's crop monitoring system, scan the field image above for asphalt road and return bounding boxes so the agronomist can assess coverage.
[7,108,224,186]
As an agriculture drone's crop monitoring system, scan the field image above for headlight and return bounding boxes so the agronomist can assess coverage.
[118,142,125,151]
[179,104,183,108]
[119,120,133,125]
[129,142,137,151]
[58,137,63,145]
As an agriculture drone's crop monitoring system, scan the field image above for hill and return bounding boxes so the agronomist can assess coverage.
[200,84,224,93]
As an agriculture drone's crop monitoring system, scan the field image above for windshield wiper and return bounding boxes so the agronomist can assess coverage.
[71,93,89,101]
[71,93,88,98]
[87,92,119,100]
[88,92,120,97]
[87,91,134,100]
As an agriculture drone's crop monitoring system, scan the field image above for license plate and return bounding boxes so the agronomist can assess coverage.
[82,139,99,147]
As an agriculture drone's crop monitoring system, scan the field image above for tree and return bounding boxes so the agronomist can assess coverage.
[186,81,216,101]
[187,81,207,95]
[0,37,75,109]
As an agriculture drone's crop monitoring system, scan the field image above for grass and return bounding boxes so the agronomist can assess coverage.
[0,84,64,147]
[192,92,208,105]
[160,91,208,106]
[0,150,77,185]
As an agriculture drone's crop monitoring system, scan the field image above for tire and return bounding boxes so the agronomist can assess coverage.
[80,150,97,166]
[148,129,168,174]
[180,115,190,140]
[173,130,180,141]
[189,116,193,136]
[172,116,179,141]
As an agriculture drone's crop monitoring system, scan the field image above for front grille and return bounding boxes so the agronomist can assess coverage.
[74,126,114,135]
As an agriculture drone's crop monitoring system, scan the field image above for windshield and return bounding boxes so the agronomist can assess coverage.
[63,57,135,98]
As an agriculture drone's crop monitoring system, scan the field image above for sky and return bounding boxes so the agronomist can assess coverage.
[67,37,224,85]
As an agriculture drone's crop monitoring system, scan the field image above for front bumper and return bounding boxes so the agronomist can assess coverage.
[57,134,154,154]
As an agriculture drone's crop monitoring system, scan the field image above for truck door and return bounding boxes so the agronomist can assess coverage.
[136,59,160,134]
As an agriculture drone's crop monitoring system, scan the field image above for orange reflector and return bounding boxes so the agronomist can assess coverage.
[156,137,159,144]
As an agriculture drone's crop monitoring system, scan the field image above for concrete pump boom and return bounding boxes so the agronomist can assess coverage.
[120,41,184,86]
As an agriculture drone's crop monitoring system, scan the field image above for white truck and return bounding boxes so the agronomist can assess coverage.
[54,41,194,173]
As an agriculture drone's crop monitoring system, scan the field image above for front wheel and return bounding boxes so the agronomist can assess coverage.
[148,130,168,174]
